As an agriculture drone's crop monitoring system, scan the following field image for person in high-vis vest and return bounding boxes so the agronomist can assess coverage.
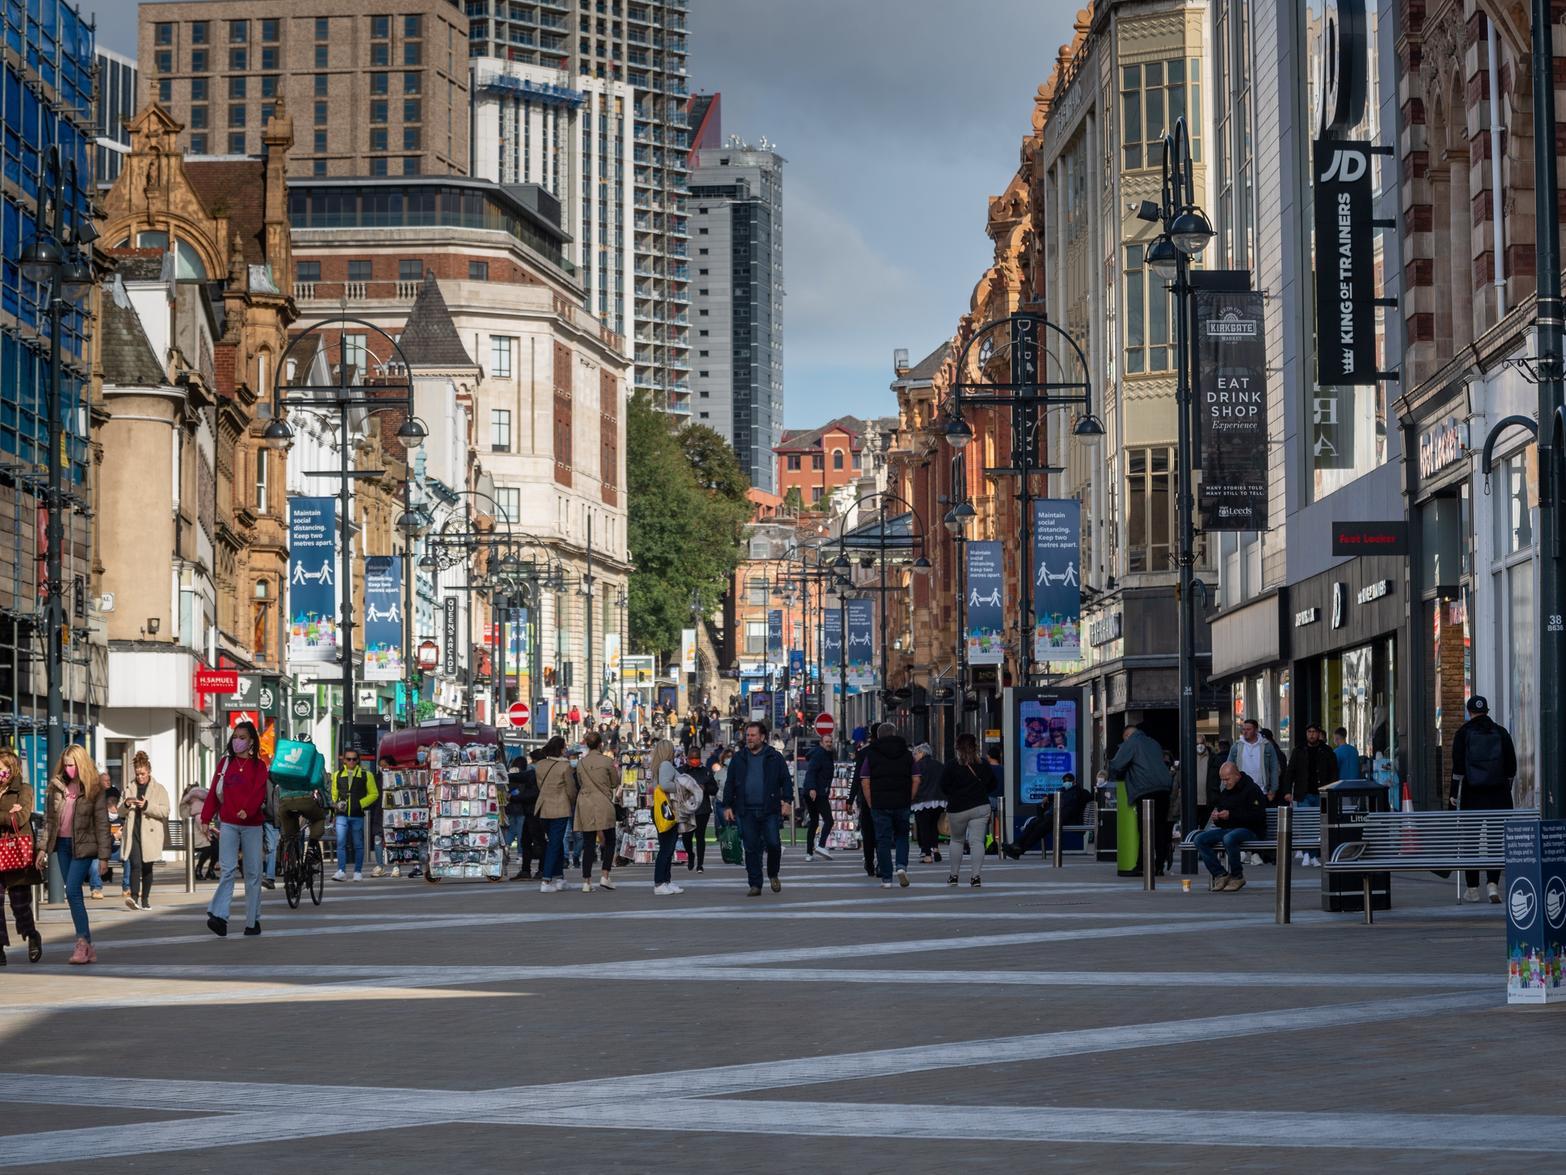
[330,749,379,882]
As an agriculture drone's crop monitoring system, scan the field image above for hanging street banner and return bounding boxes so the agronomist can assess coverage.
[442,597,458,676]
[287,497,337,666]
[680,627,697,674]
[361,557,404,682]
[965,540,1005,666]
[845,597,875,691]
[1031,500,1082,663]
[1312,137,1376,386]
[604,631,620,679]
[766,608,783,654]
[823,607,843,679]
[1196,289,1270,530]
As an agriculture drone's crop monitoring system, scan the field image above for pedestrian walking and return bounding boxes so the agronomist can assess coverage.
[1227,719,1281,801]
[801,738,836,861]
[860,723,918,889]
[533,736,577,893]
[369,754,394,877]
[853,739,878,876]
[1280,724,1338,807]
[41,745,111,964]
[1107,723,1172,875]
[681,749,717,873]
[720,721,792,896]
[118,751,169,911]
[1452,695,1517,903]
[574,731,619,892]
[709,746,732,834]
[1332,727,1362,781]
[1193,763,1268,891]
[181,782,217,879]
[0,747,43,965]
[201,721,270,938]
[329,747,379,882]
[942,733,993,887]
[647,739,684,895]
[911,742,947,864]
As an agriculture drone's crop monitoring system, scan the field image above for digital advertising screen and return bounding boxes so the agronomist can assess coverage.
[1003,686,1085,843]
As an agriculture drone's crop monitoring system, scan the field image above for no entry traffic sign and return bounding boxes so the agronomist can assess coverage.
[813,712,835,740]
[508,701,531,728]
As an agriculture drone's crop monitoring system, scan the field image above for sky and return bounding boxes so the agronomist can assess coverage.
[90,0,1083,429]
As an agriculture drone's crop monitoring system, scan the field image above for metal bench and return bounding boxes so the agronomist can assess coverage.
[1039,801,1098,866]
[1323,808,1534,924]
[1179,805,1322,854]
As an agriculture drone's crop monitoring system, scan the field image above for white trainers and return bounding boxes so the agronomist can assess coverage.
[814,848,833,861]
[880,881,893,889]
[1464,886,1481,903]
[804,854,814,862]
[371,866,385,878]
[653,883,672,895]
[353,872,363,882]
[540,880,558,894]
[896,869,910,888]
[581,881,593,893]
[1487,881,1501,904]
[599,874,616,890]
[332,870,346,882]
[667,883,684,895]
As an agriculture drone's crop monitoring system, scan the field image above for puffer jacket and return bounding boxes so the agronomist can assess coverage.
[43,778,113,861]
[1,775,41,886]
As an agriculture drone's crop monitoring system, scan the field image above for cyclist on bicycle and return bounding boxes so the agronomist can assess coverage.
[275,741,328,856]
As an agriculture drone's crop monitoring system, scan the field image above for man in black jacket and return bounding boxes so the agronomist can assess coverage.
[859,723,920,888]
[1192,763,1268,891]
[1452,695,1517,902]
[1280,724,1338,806]
[802,740,836,861]
[1003,775,1092,858]
[721,721,794,895]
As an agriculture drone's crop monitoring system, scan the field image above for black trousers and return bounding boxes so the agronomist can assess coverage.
[858,804,877,874]
[581,827,616,879]
[682,811,710,869]
[915,809,943,857]
[521,812,547,872]
[805,793,834,854]
[1,884,36,946]
[128,840,154,905]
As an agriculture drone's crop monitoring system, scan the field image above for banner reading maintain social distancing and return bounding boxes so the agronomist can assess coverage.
[845,597,875,692]
[1032,500,1081,664]
[361,556,404,682]
[288,497,337,666]
[966,540,1005,666]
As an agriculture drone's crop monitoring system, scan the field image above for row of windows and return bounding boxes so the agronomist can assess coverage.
[782,449,854,472]
[295,258,488,284]
[155,15,421,45]
[155,41,424,76]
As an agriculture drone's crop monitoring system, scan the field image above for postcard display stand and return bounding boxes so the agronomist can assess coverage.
[426,743,506,881]
[380,768,430,874]
[615,756,659,864]
[827,760,861,851]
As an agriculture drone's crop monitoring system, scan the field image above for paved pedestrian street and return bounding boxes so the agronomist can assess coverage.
[0,855,1554,1173]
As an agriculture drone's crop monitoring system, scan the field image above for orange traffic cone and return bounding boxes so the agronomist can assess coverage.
[1401,782,1414,812]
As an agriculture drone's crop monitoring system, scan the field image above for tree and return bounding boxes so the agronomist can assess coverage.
[626,394,750,658]
[781,486,804,514]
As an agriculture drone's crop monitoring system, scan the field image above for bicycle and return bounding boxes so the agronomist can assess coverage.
[278,823,325,909]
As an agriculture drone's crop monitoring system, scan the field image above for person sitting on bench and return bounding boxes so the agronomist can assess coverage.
[1193,763,1267,892]
[1004,774,1092,858]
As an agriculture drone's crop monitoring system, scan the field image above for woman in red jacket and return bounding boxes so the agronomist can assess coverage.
[201,720,270,938]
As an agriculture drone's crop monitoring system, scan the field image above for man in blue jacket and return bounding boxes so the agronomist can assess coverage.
[802,739,836,862]
[722,721,794,895]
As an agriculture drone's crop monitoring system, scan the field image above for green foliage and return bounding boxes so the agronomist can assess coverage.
[626,394,751,658]
[781,486,804,514]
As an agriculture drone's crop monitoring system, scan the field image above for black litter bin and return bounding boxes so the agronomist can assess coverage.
[1321,779,1391,913]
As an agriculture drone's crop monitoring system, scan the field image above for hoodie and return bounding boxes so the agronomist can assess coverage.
[859,733,919,811]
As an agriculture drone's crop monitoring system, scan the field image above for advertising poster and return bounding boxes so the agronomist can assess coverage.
[1196,289,1270,530]
[361,556,404,682]
[845,597,875,691]
[767,608,783,654]
[823,608,843,675]
[1031,500,1082,663]
[965,540,1005,666]
[1017,695,1079,804]
[287,497,337,665]
[680,627,697,674]
[604,631,620,678]
[1506,819,1566,1004]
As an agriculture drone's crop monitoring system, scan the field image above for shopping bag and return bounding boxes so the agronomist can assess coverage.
[718,824,743,865]
[0,816,34,873]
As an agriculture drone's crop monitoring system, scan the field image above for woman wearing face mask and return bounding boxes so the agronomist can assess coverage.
[119,751,170,911]
[0,748,44,964]
[200,721,271,937]
[40,745,111,964]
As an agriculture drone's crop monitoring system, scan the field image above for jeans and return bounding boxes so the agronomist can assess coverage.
[654,827,678,886]
[1295,794,1321,809]
[871,807,912,881]
[947,804,992,880]
[264,823,279,880]
[208,822,262,928]
[541,816,569,880]
[55,839,94,940]
[335,815,365,874]
[582,827,616,879]
[88,856,103,893]
[1193,826,1256,878]
[805,792,834,854]
[738,810,781,889]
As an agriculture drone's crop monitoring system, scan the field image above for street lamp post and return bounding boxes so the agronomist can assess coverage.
[266,319,426,755]
[20,145,94,904]
[1139,115,1215,874]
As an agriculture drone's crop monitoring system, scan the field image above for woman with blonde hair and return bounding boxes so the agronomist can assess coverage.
[41,744,111,964]
[0,747,43,964]
[647,738,683,896]
[120,750,170,911]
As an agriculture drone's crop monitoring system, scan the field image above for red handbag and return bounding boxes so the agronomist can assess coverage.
[0,814,34,873]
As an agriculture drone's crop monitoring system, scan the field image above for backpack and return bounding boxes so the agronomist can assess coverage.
[1463,721,1505,790]
[271,740,322,796]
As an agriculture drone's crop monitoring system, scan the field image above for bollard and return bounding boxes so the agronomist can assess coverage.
[1051,798,1064,868]
[185,816,195,893]
[1140,797,1156,891]
[1274,804,1293,924]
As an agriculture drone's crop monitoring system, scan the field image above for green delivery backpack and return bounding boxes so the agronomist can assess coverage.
[271,739,324,797]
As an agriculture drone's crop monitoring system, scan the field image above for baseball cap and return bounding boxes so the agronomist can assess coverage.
[1466,696,1489,714]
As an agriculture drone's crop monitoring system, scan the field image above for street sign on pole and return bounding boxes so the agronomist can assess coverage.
[194,669,239,694]
[291,696,315,724]
[508,700,531,729]
[814,712,835,740]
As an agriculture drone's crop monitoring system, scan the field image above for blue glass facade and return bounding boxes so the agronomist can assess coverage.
[0,0,95,738]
